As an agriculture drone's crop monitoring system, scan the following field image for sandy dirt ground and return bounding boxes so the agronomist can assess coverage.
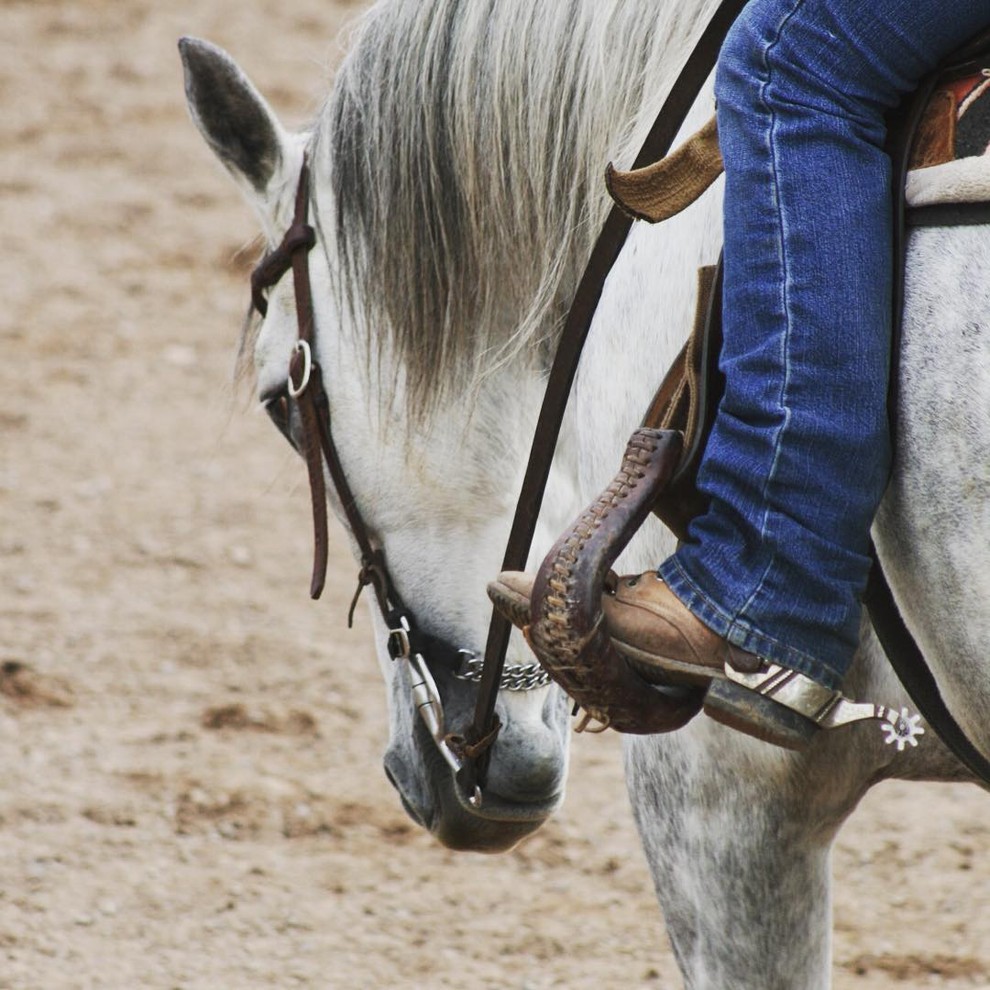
[2,1,990,987]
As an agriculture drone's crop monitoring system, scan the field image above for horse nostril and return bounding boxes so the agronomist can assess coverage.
[382,757,432,830]
[264,392,294,447]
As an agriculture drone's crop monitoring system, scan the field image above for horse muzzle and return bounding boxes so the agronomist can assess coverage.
[383,653,568,852]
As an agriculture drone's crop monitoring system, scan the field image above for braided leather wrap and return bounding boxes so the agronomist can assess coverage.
[527,428,703,733]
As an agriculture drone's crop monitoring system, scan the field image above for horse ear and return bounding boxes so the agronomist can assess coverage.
[178,37,288,197]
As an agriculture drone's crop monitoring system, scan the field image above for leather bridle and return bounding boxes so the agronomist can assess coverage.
[250,159,550,805]
[252,161,412,622]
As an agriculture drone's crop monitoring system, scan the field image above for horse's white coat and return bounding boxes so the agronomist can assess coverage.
[181,2,990,984]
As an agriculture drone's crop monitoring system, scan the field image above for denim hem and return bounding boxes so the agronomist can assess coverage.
[657,556,843,691]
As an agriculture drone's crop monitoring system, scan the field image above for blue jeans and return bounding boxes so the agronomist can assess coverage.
[659,0,990,688]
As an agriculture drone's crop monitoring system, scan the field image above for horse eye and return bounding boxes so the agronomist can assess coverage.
[264,391,294,448]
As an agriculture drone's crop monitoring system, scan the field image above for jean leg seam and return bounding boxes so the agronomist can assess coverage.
[734,0,806,625]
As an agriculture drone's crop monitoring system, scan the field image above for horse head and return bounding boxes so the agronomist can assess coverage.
[179,37,574,852]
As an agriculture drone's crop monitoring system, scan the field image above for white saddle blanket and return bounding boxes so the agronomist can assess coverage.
[906,154,990,207]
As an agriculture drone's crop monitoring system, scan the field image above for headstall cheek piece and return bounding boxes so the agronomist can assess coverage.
[249,154,551,807]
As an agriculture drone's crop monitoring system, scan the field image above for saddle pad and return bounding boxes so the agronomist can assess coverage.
[906,68,990,207]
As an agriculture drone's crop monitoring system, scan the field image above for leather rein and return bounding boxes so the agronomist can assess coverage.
[251,10,990,799]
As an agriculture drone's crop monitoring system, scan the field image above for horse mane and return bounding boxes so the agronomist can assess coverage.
[314,0,716,418]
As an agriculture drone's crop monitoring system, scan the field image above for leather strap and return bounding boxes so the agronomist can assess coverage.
[906,201,990,228]
[863,552,990,780]
[642,260,724,540]
[252,160,409,624]
[463,0,750,786]
[285,166,330,599]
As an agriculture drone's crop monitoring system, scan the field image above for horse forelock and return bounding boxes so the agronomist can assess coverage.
[314,0,718,421]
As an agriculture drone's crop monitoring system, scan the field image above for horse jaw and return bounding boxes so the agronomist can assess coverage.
[339,367,577,852]
[371,611,570,853]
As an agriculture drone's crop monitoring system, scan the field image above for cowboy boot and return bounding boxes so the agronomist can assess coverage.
[489,569,921,751]
[491,569,811,745]
[490,569,747,682]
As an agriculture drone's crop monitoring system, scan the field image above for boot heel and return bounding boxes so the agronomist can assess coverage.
[703,678,818,751]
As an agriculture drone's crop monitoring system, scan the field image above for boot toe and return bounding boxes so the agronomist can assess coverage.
[487,571,535,629]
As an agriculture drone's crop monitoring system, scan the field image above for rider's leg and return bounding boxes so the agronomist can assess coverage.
[489,0,990,745]
[649,0,990,695]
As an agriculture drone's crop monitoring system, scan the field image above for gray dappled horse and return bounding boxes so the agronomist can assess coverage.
[180,1,990,985]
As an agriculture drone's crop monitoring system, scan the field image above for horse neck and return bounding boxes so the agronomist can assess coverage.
[569,149,725,575]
